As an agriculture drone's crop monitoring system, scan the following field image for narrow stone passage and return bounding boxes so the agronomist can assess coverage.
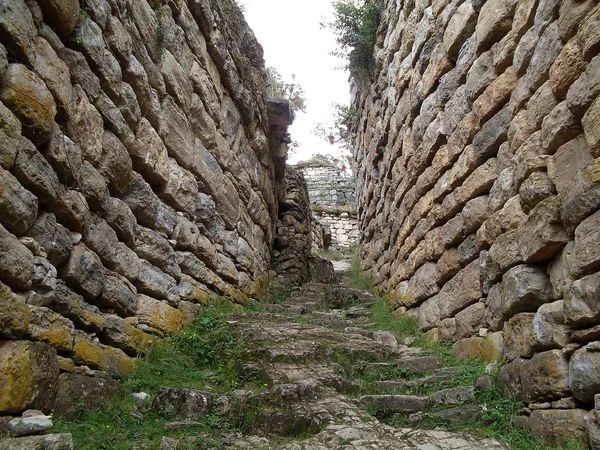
[219,263,506,449]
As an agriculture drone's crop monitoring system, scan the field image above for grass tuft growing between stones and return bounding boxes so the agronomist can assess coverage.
[346,259,588,450]
[54,298,263,449]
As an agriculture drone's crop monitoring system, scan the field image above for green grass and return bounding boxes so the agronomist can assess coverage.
[345,261,588,450]
[54,299,262,449]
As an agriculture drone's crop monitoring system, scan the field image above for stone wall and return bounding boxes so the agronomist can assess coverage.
[0,0,290,416]
[271,166,313,285]
[352,0,600,442]
[296,162,359,248]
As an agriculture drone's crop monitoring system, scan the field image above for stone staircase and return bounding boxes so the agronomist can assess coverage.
[213,270,507,449]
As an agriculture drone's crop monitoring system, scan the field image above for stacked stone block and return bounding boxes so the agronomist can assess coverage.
[0,0,285,417]
[352,0,600,443]
[271,167,313,285]
[296,162,359,248]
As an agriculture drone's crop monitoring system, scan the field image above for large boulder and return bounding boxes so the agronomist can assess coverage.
[0,341,59,414]
[0,64,56,145]
[53,373,121,419]
[570,341,600,403]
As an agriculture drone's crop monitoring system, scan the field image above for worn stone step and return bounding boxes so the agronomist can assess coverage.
[431,386,476,405]
[395,356,442,374]
[359,394,429,413]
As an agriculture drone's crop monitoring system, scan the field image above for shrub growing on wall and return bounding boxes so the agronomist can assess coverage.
[327,0,381,78]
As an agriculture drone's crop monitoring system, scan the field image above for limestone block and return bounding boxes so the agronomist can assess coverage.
[127,117,170,185]
[52,186,91,235]
[518,195,569,262]
[488,168,516,212]
[475,0,517,52]
[473,67,517,122]
[25,304,75,352]
[134,226,181,281]
[61,242,107,301]
[577,4,600,60]
[565,271,600,326]
[541,101,583,154]
[559,0,597,41]
[567,54,600,118]
[39,0,80,37]
[122,172,178,236]
[98,131,132,195]
[453,332,503,363]
[472,107,511,161]
[549,39,586,99]
[71,330,135,376]
[99,274,138,316]
[465,52,497,101]
[159,97,223,194]
[13,137,59,204]
[53,373,120,420]
[104,197,137,247]
[443,0,477,59]
[491,30,517,71]
[0,340,59,414]
[583,96,600,157]
[527,81,559,130]
[403,262,441,307]
[101,315,154,356]
[502,313,535,362]
[570,342,600,402]
[0,100,21,170]
[513,27,539,75]
[548,136,593,194]
[160,158,199,214]
[483,229,522,284]
[65,86,104,166]
[457,234,480,264]
[177,275,211,305]
[33,37,72,119]
[49,283,107,333]
[560,157,600,233]
[570,210,600,278]
[135,295,183,334]
[499,264,553,319]
[135,261,178,302]
[533,300,570,350]
[78,162,110,213]
[533,0,561,35]
[454,302,486,340]
[525,22,564,93]
[436,248,462,283]
[42,125,83,188]
[477,196,527,246]
[0,0,36,63]
[0,224,34,291]
[514,132,549,188]
[529,409,588,445]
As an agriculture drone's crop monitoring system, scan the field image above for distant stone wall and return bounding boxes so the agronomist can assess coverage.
[0,0,291,417]
[352,0,600,443]
[296,163,359,248]
[271,167,312,285]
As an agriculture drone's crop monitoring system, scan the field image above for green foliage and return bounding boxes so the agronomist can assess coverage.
[54,300,258,448]
[347,247,376,291]
[265,67,307,114]
[326,0,382,77]
[263,283,292,305]
[317,247,345,261]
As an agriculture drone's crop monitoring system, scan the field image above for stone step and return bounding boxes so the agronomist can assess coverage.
[359,394,429,413]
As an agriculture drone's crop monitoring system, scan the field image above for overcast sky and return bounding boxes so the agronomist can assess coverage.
[240,0,350,164]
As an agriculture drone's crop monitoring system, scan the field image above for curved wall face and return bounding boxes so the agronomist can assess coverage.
[352,0,600,438]
[0,0,287,414]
